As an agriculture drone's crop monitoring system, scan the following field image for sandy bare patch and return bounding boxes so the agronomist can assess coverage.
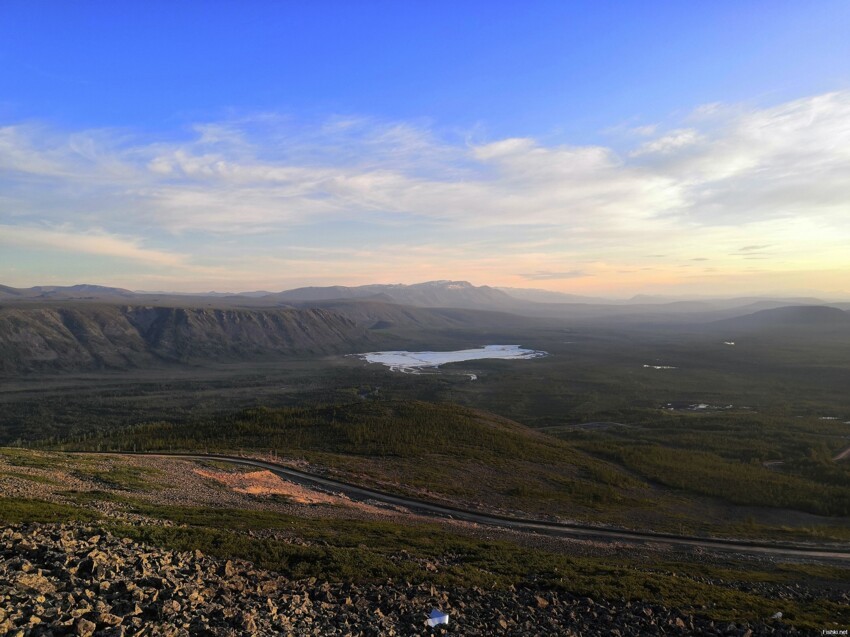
[194,468,339,504]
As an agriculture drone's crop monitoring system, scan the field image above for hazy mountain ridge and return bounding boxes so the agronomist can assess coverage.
[706,305,850,332]
[2,281,847,328]
[0,281,518,311]
[287,299,550,331]
[267,280,516,310]
[496,287,617,304]
[0,284,137,300]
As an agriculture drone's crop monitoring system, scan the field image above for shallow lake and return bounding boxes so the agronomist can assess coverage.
[355,344,547,373]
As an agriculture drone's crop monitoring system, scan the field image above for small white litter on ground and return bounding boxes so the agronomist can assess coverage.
[426,609,449,627]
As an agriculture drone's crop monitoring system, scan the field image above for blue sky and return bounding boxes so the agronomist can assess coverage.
[2,1,850,295]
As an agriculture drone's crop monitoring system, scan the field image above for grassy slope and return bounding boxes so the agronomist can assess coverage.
[560,411,850,517]
[51,400,850,540]
[6,321,849,539]
[56,400,651,518]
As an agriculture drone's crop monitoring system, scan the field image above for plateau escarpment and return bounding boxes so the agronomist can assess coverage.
[0,305,365,374]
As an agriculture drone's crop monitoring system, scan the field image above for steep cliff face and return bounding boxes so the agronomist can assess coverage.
[0,305,365,374]
[127,306,363,359]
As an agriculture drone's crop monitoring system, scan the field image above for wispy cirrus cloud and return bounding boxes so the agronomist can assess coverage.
[734,245,772,254]
[519,270,589,280]
[2,90,850,294]
[0,224,185,266]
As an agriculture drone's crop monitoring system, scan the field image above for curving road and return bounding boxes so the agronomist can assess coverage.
[75,451,850,562]
[834,444,850,462]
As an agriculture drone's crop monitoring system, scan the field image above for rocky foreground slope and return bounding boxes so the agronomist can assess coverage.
[1,523,805,636]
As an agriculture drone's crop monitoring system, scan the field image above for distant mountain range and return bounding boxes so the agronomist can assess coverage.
[705,305,850,332]
[1,280,848,375]
[267,280,523,311]
[0,284,138,300]
[3,280,844,317]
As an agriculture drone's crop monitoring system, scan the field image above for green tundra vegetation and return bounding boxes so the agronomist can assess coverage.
[45,398,850,539]
[3,322,849,538]
[53,401,651,517]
